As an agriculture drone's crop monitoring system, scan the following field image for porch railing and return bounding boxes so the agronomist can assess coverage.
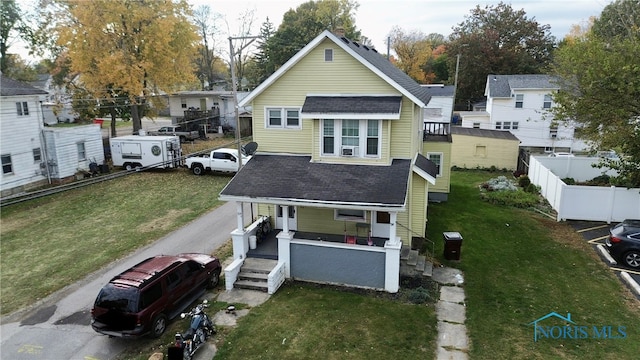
[396,221,435,260]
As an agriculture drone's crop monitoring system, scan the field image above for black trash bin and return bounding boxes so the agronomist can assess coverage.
[443,232,463,260]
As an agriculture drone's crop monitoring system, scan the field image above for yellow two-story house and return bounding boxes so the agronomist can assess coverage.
[220,30,440,293]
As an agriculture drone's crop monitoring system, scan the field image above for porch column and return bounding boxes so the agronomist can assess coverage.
[231,202,248,260]
[282,205,289,233]
[236,202,245,231]
[384,241,401,293]
[389,212,399,245]
[277,230,293,278]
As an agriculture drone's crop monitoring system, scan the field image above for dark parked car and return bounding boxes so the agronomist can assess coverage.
[606,219,640,269]
[91,253,221,338]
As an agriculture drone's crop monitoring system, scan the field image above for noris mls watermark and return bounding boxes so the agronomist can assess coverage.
[528,312,627,342]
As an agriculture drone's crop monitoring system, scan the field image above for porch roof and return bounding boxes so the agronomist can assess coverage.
[219,154,412,210]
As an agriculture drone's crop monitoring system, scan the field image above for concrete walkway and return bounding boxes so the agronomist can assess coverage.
[432,266,470,360]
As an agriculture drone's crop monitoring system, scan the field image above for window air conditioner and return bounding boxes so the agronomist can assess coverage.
[341,146,358,157]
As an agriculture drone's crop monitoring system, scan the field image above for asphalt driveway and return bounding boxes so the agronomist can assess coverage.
[569,220,640,300]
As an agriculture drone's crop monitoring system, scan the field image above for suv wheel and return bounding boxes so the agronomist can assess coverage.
[623,250,640,268]
[150,314,167,338]
[207,269,221,289]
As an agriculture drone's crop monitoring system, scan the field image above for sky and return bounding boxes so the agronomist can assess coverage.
[202,0,612,51]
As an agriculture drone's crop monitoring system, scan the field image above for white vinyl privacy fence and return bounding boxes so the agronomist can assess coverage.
[528,156,640,222]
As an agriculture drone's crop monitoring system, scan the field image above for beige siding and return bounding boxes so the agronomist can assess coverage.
[451,134,519,170]
[251,38,414,161]
[409,172,428,238]
[423,141,452,194]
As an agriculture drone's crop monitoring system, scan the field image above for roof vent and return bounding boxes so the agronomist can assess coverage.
[340,37,349,44]
[363,45,369,51]
[353,42,360,47]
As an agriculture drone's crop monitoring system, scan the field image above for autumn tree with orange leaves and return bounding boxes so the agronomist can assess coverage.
[56,0,199,134]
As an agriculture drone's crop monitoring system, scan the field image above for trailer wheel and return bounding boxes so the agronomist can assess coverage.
[124,163,134,171]
[192,164,205,175]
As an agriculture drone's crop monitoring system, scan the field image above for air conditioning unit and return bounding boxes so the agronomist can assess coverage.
[550,133,557,139]
[341,146,358,157]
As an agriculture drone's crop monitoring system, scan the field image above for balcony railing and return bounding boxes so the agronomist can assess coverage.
[423,122,451,141]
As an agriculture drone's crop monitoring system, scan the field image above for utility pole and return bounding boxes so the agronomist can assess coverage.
[229,35,261,171]
[450,53,461,123]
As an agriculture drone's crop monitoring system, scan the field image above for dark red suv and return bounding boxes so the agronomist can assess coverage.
[91,253,221,338]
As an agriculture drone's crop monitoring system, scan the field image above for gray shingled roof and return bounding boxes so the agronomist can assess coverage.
[337,36,431,106]
[414,153,439,178]
[422,85,455,97]
[487,74,558,98]
[451,126,520,141]
[1,74,48,96]
[220,154,413,207]
[301,96,402,115]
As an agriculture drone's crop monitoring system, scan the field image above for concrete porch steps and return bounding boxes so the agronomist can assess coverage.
[400,245,433,278]
[234,258,277,292]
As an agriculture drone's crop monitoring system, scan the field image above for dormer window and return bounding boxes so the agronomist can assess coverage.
[324,48,333,62]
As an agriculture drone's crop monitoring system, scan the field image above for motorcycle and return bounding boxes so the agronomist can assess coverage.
[168,300,216,360]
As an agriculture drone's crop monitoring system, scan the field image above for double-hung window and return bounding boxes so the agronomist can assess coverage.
[77,142,86,161]
[266,108,301,129]
[543,94,552,109]
[515,94,524,108]
[16,102,29,116]
[427,152,443,177]
[33,148,42,163]
[1,154,13,174]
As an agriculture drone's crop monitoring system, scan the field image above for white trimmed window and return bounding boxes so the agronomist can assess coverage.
[321,119,380,158]
[543,94,552,109]
[77,142,86,161]
[427,152,443,177]
[515,94,524,108]
[16,102,29,116]
[1,154,12,174]
[266,108,301,129]
[33,148,42,162]
[324,48,333,62]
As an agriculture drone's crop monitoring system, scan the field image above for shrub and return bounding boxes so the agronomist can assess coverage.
[407,287,432,304]
[482,176,518,192]
[524,183,540,194]
[562,177,576,185]
[481,189,540,208]
[518,175,531,188]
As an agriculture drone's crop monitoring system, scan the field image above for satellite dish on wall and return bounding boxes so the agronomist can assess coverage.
[243,142,258,155]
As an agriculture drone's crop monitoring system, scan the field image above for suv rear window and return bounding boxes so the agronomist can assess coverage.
[95,284,140,313]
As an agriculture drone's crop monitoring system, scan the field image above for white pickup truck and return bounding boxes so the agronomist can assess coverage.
[185,148,252,175]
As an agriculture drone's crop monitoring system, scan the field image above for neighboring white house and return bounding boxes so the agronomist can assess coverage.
[42,125,105,180]
[1,75,105,197]
[29,74,77,125]
[1,75,49,195]
[422,84,454,123]
[459,74,588,154]
[167,90,251,128]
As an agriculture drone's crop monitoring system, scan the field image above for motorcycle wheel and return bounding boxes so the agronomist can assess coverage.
[183,347,192,360]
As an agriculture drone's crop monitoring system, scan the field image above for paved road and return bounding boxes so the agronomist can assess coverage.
[0,201,250,360]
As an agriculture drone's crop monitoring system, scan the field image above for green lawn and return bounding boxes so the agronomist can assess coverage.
[426,170,639,359]
[3,165,638,359]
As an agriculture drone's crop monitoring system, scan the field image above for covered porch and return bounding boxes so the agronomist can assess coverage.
[219,154,437,294]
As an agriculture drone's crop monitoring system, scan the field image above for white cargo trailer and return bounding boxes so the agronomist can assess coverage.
[109,135,183,170]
